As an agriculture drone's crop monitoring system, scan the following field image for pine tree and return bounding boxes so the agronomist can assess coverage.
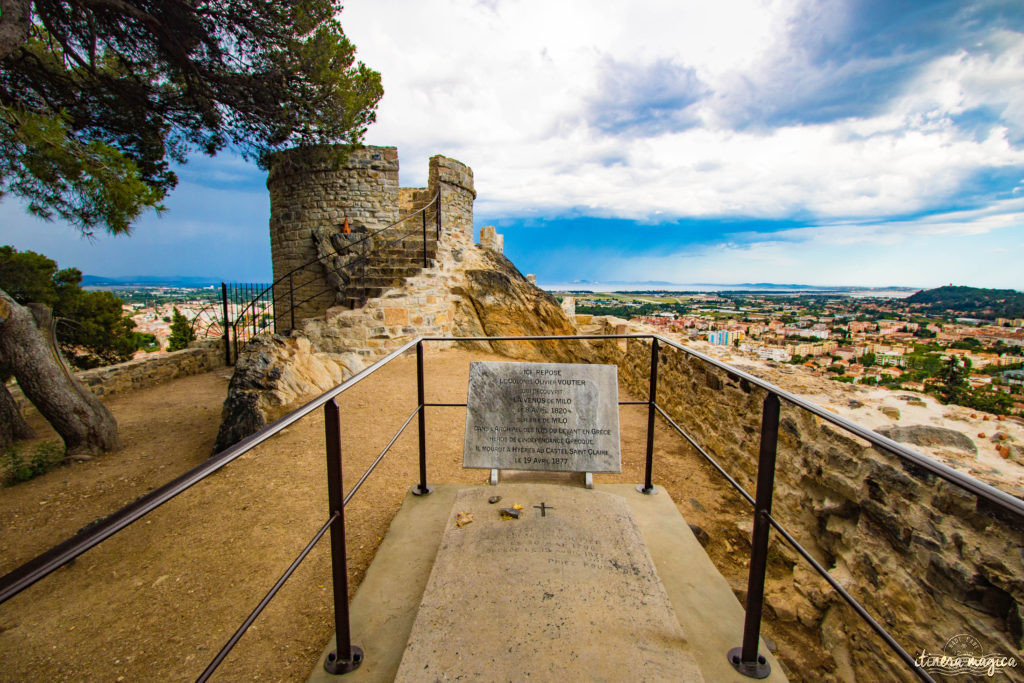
[167,308,196,352]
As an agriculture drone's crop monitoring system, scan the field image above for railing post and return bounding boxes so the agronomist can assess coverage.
[289,272,295,331]
[412,340,433,496]
[323,398,364,675]
[250,284,256,337]
[221,283,231,366]
[422,208,428,268]
[638,337,659,494]
[231,285,239,362]
[729,392,780,679]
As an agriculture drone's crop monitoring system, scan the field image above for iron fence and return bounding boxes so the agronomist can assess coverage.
[1,334,1021,681]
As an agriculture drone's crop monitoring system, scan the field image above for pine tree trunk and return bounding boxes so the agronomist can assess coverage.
[0,288,120,456]
[0,377,34,448]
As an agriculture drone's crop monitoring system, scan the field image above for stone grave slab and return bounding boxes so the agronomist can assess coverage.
[463,361,621,473]
[394,485,703,681]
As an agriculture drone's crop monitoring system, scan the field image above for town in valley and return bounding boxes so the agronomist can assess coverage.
[559,286,1024,416]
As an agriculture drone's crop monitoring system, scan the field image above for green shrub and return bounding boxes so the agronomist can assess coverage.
[2,442,64,484]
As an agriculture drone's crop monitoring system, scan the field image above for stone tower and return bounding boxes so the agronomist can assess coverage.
[428,155,475,248]
[267,145,400,325]
[266,146,475,327]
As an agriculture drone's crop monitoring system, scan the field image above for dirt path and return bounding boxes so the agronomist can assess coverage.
[0,347,807,681]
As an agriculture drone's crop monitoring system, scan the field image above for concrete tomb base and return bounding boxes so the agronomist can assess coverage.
[395,485,701,681]
[309,484,787,682]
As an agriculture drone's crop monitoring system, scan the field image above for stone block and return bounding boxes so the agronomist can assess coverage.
[479,225,496,250]
[383,308,409,326]
[463,361,621,473]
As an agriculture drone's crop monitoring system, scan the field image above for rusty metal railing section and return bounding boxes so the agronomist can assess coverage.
[2,334,1021,681]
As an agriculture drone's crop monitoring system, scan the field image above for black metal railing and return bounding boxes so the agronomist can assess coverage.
[186,302,226,341]
[220,281,273,350]
[220,192,442,364]
[1,334,1021,681]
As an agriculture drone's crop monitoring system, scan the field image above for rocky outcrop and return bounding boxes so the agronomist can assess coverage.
[451,250,581,362]
[876,425,978,454]
[311,225,371,299]
[213,335,363,453]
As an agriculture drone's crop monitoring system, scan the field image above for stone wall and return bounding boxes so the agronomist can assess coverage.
[581,322,1024,679]
[399,187,432,215]
[429,155,475,248]
[267,145,401,324]
[80,341,225,397]
[479,225,504,253]
[11,341,225,411]
[303,269,457,358]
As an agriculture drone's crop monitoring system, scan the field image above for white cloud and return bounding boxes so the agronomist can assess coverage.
[609,200,1024,288]
[342,0,1024,223]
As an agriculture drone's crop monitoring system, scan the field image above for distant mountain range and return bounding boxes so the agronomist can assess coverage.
[542,280,920,294]
[82,275,227,288]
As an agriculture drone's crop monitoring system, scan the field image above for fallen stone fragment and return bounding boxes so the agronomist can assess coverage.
[876,425,978,455]
[499,507,520,520]
[488,495,501,504]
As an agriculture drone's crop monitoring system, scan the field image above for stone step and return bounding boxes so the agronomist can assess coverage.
[345,286,385,300]
[362,265,430,279]
[372,252,436,265]
[377,240,437,253]
[331,256,433,276]
[385,244,437,257]
[382,235,437,249]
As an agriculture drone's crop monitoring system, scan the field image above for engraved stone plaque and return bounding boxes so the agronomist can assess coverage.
[394,485,702,681]
[463,361,621,473]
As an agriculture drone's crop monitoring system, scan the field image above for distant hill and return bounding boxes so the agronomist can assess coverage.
[904,286,1024,319]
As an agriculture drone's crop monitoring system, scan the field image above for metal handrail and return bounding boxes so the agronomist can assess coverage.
[648,334,1024,519]
[1,333,1018,682]
[0,337,420,604]
[418,333,1024,519]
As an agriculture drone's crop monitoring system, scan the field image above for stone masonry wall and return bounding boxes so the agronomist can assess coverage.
[11,341,224,412]
[267,145,400,324]
[78,341,225,398]
[479,225,503,253]
[302,269,457,358]
[429,155,475,249]
[580,322,1024,679]
[399,187,432,215]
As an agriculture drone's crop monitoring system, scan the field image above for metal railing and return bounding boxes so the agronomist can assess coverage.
[1,334,1021,681]
[220,191,442,364]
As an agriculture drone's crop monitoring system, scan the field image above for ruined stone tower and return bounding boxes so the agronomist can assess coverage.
[267,145,475,325]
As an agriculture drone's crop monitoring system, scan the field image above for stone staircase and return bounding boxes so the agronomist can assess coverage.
[339,231,438,308]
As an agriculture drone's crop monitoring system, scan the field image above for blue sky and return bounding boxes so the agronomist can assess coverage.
[2,0,1023,288]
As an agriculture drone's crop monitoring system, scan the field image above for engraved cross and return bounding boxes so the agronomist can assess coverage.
[534,502,554,517]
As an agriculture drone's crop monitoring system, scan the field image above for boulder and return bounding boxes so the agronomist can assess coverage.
[213,334,361,453]
[880,406,900,420]
[451,250,580,362]
[875,425,977,455]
